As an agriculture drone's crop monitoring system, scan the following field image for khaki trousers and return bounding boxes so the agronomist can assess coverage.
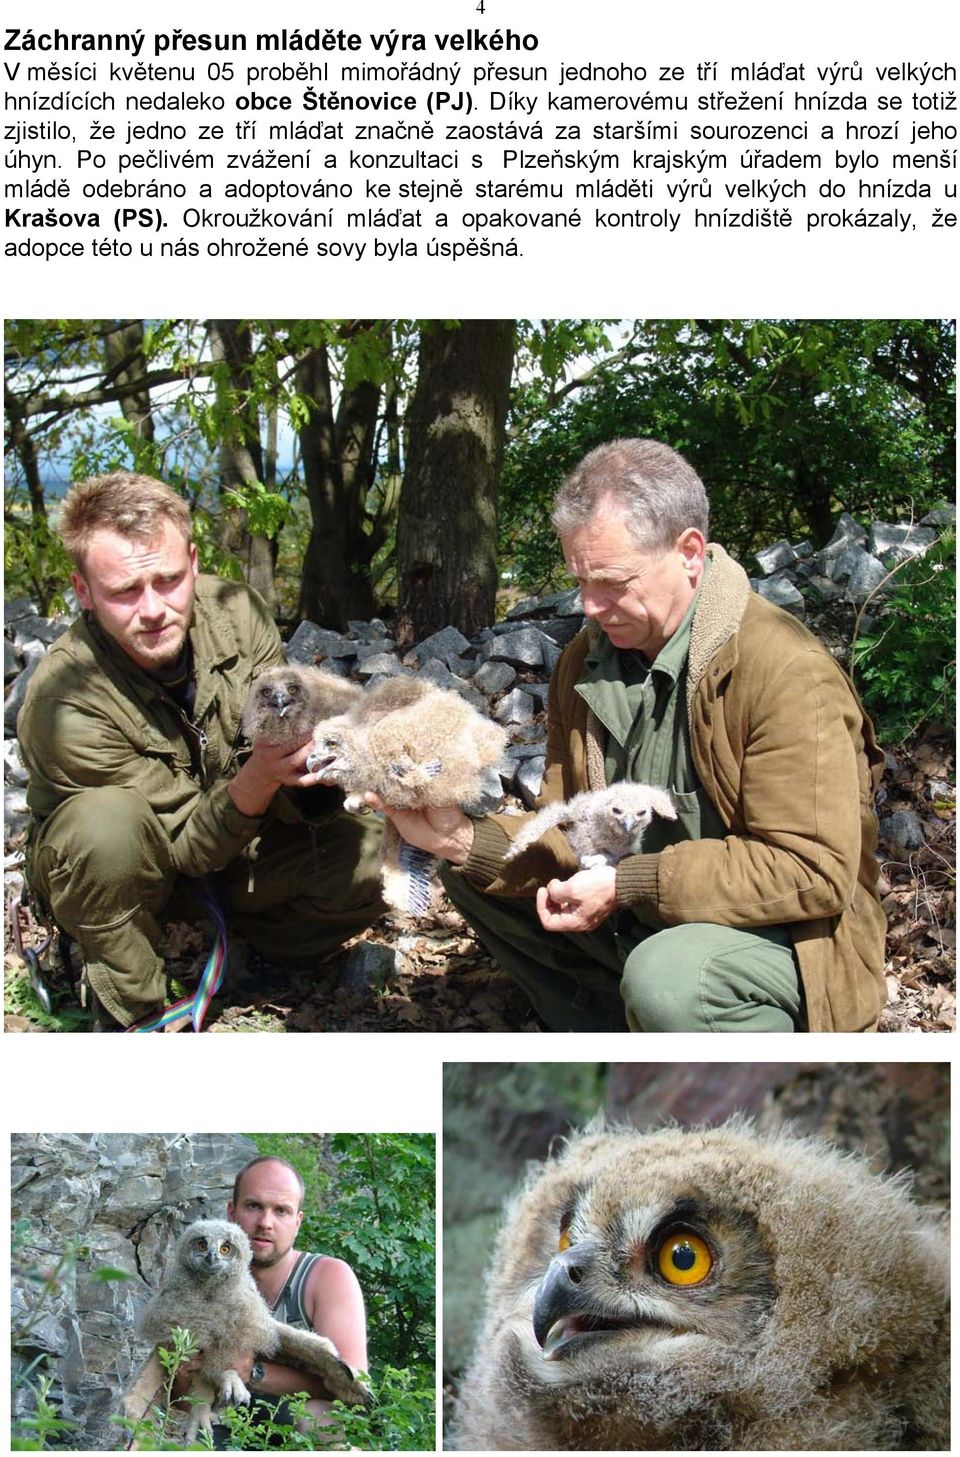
[28,787,385,1026]
[442,867,804,1033]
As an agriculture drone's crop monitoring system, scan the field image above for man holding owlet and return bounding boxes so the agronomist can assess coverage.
[17,471,384,1029]
[379,439,886,1033]
[168,1155,368,1439]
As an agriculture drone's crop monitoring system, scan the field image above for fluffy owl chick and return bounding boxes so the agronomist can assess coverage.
[124,1219,371,1442]
[452,1121,949,1452]
[504,782,677,869]
[241,664,362,750]
[308,683,507,809]
[306,683,507,912]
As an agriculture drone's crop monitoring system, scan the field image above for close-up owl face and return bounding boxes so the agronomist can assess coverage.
[178,1219,250,1280]
[451,1122,949,1451]
[305,719,356,781]
[245,669,310,727]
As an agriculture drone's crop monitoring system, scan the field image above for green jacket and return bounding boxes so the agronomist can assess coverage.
[19,575,285,878]
[466,545,887,1033]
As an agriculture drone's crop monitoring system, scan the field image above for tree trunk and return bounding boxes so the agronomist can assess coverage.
[296,343,381,627]
[208,319,276,608]
[396,320,515,645]
[101,320,155,445]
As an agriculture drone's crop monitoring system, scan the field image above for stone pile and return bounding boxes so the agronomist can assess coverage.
[11,1132,258,1451]
[4,509,953,849]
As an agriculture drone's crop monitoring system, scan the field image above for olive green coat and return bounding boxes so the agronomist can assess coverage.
[20,574,284,874]
[466,545,887,1033]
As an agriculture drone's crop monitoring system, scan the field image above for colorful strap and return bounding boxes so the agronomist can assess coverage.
[126,882,227,1034]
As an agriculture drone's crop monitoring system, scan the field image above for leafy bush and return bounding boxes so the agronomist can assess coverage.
[852,533,955,743]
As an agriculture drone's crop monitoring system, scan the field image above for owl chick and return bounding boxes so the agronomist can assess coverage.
[504,782,677,869]
[124,1219,371,1443]
[306,682,507,913]
[240,664,362,750]
[451,1120,949,1452]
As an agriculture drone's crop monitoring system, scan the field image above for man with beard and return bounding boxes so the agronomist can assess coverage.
[17,471,384,1029]
[169,1154,367,1441]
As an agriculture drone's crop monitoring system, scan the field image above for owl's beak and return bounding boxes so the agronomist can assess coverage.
[532,1244,597,1354]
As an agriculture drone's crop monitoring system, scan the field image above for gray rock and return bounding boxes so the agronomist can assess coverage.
[752,575,805,617]
[4,739,29,785]
[479,627,552,671]
[924,780,954,803]
[505,587,582,618]
[805,574,845,604]
[531,616,584,648]
[505,595,542,619]
[755,539,798,576]
[3,656,43,737]
[417,660,487,710]
[551,587,584,616]
[354,638,397,662]
[868,522,938,565]
[357,652,404,678]
[337,941,402,994]
[5,784,29,838]
[879,810,925,853]
[3,598,41,630]
[473,660,517,696]
[516,755,547,805]
[523,682,550,708]
[5,637,20,682]
[465,764,507,815]
[14,617,70,647]
[505,740,549,763]
[285,620,356,663]
[921,504,955,529]
[11,1132,259,1451]
[406,625,473,667]
[347,617,390,641]
[835,546,889,603]
[827,512,867,549]
[494,687,538,726]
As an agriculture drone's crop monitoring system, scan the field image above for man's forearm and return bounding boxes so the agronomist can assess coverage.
[252,1360,334,1401]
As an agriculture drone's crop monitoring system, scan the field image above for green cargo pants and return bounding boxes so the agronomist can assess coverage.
[28,786,385,1027]
[441,867,804,1033]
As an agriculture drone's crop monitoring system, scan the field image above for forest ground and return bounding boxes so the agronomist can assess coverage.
[4,733,954,1034]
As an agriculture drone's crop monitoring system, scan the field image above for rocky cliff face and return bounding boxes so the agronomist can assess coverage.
[11,1132,258,1450]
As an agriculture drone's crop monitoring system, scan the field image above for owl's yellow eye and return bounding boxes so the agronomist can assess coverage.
[656,1230,713,1285]
[220,1242,232,1255]
[558,1210,573,1252]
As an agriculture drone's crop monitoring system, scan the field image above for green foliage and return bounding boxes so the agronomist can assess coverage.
[851,533,956,743]
[329,1364,435,1450]
[3,510,74,613]
[11,1372,80,1450]
[305,1134,435,1372]
[501,320,954,591]
[223,480,290,540]
[245,1133,436,1375]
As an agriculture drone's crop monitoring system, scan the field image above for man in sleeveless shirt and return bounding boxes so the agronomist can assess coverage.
[225,1155,367,1431]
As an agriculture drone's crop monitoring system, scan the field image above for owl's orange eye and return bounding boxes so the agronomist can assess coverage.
[656,1229,713,1285]
[558,1210,573,1252]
